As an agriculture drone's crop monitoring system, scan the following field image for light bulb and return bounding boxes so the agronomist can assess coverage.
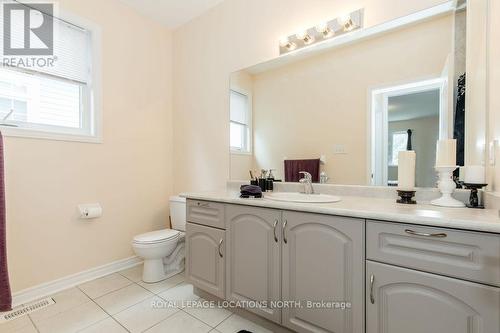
[279,36,296,51]
[279,37,290,48]
[295,30,308,40]
[315,22,329,33]
[339,14,355,31]
[339,14,352,25]
[315,22,334,38]
[295,30,314,44]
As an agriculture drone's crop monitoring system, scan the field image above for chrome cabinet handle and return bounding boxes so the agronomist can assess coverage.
[370,274,375,304]
[273,219,279,243]
[282,220,288,244]
[405,229,447,238]
[218,239,224,258]
[197,202,210,208]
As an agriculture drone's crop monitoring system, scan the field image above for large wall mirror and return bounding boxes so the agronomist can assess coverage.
[229,0,487,188]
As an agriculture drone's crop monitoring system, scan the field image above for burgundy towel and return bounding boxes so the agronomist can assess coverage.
[284,159,320,183]
[0,132,11,312]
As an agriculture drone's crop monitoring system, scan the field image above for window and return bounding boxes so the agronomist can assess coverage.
[390,131,408,165]
[230,90,251,153]
[0,7,99,142]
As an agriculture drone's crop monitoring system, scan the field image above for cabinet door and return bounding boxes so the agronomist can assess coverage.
[226,205,282,324]
[185,222,225,298]
[282,212,364,333]
[366,261,500,333]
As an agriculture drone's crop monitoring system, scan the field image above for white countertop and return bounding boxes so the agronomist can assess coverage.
[183,191,500,234]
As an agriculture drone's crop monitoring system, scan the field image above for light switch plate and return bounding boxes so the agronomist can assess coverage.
[333,144,347,154]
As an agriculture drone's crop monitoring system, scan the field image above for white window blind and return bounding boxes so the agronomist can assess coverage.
[0,10,90,84]
[0,3,96,140]
[230,90,251,153]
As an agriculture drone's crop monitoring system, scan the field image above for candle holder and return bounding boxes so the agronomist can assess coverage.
[463,183,488,209]
[397,190,416,204]
[431,166,465,208]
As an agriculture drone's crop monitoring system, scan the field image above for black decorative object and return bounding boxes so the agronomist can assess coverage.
[406,129,413,151]
[453,73,466,180]
[463,183,487,209]
[397,190,416,204]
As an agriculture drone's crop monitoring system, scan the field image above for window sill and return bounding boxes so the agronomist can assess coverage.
[0,126,102,144]
[230,150,252,156]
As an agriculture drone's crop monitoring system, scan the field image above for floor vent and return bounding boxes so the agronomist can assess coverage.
[1,297,55,322]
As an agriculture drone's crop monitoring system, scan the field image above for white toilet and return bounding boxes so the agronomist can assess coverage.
[132,196,186,283]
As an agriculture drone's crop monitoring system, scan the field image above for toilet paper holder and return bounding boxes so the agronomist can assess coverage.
[78,203,102,219]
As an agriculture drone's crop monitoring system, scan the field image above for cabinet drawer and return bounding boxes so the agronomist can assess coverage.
[367,221,500,286]
[187,200,225,229]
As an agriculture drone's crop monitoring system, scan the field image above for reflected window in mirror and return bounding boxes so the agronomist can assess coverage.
[390,132,408,166]
[230,89,252,154]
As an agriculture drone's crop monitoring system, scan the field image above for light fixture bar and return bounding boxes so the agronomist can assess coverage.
[279,9,364,55]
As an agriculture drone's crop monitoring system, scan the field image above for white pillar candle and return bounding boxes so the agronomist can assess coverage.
[464,165,485,184]
[398,151,416,190]
[436,139,457,167]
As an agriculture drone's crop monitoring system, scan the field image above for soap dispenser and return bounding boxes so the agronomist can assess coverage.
[266,169,276,192]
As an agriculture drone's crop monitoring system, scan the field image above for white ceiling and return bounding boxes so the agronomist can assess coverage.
[120,0,225,29]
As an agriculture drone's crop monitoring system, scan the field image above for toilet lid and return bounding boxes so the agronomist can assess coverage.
[133,229,180,244]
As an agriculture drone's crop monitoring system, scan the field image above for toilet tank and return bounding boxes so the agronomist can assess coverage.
[170,196,186,231]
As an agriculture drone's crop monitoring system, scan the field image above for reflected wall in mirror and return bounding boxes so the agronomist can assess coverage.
[230,1,484,188]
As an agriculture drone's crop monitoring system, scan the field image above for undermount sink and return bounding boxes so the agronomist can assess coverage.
[265,192,341,203]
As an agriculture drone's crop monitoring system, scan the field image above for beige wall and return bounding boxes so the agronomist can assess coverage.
[6,0,173,292]
[172,0,451,193]
[247,16,451,185]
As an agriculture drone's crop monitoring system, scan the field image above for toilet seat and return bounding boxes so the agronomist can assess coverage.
[133,229,180,245]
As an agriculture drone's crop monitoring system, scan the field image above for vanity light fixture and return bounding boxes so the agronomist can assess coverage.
[295,30,315,45]
[279,9,364,55]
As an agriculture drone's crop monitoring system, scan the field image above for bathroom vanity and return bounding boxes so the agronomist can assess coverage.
[184,193,500,333]
[187,3,499,330]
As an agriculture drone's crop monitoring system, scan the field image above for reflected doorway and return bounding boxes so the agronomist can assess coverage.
[371,78,447,187]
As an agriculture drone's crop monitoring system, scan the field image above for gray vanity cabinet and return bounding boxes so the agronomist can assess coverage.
[225,205,282,323]
[366,261,500,333]
[185,222,225,298]
[281,211,364,333]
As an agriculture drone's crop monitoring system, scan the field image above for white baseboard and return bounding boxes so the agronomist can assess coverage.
[12,256,143,308]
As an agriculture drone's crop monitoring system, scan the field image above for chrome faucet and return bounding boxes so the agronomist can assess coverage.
[299,171,314,194]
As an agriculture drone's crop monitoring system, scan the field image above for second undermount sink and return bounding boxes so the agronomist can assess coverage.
[265,192,341,203]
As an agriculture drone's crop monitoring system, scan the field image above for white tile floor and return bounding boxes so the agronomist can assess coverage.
[0,265,276,333]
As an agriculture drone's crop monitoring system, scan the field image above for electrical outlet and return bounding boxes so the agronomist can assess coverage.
[333,144,347,154]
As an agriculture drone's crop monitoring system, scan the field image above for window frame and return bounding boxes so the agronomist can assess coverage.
[229,88,252,155]
[0,9,102,144]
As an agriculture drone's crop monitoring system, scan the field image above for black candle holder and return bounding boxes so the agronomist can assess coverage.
[397,190,416,204]
[463,183,488,209]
